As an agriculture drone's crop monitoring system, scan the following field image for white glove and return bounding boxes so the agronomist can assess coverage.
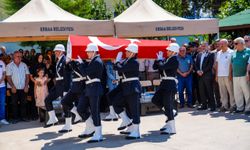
[76,55,83,64]
[63,92,67,96]
[156,51,164,60]
[115,52,123,63]
[66,56,71,63]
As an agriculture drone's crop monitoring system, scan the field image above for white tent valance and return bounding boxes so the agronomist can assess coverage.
[114,0,219,37]
[0,0,114,42]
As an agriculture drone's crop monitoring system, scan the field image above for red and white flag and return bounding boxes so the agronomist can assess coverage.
[67,35,170,59]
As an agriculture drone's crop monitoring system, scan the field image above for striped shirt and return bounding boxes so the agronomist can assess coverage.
[6,61,30,89]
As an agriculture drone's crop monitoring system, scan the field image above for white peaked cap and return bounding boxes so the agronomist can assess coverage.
[125,43,138,53]
[54,44,65,52]
[166,43,180,53]
[85,43,99,52]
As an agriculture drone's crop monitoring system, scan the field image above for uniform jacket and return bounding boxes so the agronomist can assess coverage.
[153,55,179,92]
[55,55,71,94]
[68,61,86,93]
[114,57,141,96]
[79,55,104,97]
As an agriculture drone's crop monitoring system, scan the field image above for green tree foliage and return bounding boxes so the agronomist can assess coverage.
[53,0,93,19]
[113,0,127,17]
[4,0,30,15]
[217,0,250,19]
[0,0,8,20]
[90,0,112,19]
[153,0,183,16]
[113,0,135,17]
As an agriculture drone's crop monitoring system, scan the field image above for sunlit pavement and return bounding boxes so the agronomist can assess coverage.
[0,108,250,150]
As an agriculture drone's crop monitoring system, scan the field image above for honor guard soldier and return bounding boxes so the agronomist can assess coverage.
[113,43,142,140]
[152,43,179,135]
[76,43,104,143]
[106,65,132,129]
[44,44,71,128]
[58,57,87,133]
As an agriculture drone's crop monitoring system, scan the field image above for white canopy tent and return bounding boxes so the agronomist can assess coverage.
[114,0,219,38]
[0,0,114,42]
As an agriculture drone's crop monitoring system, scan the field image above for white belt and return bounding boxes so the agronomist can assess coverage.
[122,77,139,83]
[161,77,178,84]
[56,77,64,81]
[72,77,86,82]
[85,78,101,85]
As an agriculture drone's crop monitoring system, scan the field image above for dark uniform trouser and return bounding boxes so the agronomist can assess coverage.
[45,85,63,111]
[77,93,101,126]
[61,90,80,118]
[107,86,132,119]
[112,92,140,124]
[152,89,175,122]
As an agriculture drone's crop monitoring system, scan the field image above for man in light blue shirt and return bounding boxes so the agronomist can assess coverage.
[177,46,194,108]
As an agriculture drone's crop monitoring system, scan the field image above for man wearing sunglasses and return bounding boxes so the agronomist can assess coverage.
[231,37,250,115]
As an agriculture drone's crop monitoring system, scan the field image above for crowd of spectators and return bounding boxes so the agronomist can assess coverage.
[0,47,56,124]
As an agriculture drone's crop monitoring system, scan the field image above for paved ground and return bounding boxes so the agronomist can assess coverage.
[0,108,250,150]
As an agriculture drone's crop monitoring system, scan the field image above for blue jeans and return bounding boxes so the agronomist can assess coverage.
[177,74,192,105]
[0,86,6,120]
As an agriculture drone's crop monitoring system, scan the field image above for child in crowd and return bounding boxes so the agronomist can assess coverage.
[34,68,49,121]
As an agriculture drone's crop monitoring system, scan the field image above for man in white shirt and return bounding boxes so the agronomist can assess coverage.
[216,39,236,112]
[211,39,222,108]
[6,51,30,123]
[0,58,9,125]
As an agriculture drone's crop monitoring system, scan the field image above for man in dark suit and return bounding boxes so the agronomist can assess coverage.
[195,42,216,111]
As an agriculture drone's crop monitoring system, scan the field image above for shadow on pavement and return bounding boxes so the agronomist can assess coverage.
[187,109,250,122]
[209,112,250,122]
[30,132,64,141]
[41,131,171,150]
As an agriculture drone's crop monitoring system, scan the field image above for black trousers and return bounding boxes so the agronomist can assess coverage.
[152,89,175,122]
[61,90,81,118]
[27,96,38,119]
[45,86,63,111]
[77,94,101,126]
[107,86,132,119]
[11,90,27,120]
[112,93,140,124]
[198,77,216,109]
[192,73,201,105]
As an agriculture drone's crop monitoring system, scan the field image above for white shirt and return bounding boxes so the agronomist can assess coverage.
[6,62,30,89]
[216,48,234,77]
[145,59,157,72]
[0,60,6,88]
[138,59,146,72]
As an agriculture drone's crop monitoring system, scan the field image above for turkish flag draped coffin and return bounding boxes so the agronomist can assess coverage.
[67,35,171,59]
